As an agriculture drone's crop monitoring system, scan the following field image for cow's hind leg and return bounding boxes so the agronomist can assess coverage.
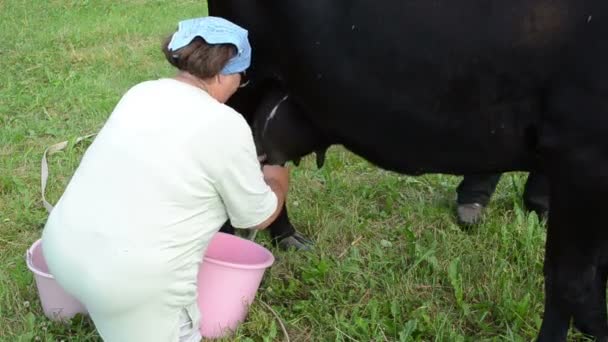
[572,264,608,340]
[538,174,608,341]
[539,225,608,342]
[537,255,571,342]
[538,73,608,340]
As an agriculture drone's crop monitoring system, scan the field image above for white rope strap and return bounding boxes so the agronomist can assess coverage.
[41,133,97,213]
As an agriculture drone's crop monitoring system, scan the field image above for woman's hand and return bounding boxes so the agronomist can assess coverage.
[262,164,289,192]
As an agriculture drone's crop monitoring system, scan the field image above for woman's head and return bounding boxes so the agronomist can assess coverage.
[162,16,251,102]
[162,36,238,80]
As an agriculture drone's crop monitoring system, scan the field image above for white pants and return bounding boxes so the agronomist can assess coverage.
[179,309,202,342]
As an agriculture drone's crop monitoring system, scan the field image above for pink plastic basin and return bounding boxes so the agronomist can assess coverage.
[197,232,275,338]
[25,239,88,321]
[26,232,274,337]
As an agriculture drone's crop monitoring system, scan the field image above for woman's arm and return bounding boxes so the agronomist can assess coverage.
[253,164,289,230]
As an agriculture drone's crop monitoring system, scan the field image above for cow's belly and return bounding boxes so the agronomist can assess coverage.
[288,52,546,175]
[323,95,541,175]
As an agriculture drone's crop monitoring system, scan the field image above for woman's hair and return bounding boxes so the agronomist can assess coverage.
[161,34,236,79]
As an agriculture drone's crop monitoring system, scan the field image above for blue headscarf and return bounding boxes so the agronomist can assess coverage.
[168,16,251,75]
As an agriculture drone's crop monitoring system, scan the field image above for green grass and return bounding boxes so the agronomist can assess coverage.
[0,1,592,341]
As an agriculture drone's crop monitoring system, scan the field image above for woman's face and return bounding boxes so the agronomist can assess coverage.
[215,72,246,103]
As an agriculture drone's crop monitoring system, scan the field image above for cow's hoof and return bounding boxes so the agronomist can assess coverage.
[456,203,485,226]
[572,319,608,342]
[277,231,314,251]
[536,209,549,222]
[529,206,549,222]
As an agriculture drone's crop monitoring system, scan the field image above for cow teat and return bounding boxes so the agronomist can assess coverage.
[315,149,327,169]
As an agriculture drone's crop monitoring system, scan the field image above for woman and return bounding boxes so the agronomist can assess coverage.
[41,16,289,342]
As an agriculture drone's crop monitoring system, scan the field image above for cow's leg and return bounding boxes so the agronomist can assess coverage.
[572,264,608,339]
[455,173,501,225]
[267,203,294,241]
[538,149,608,340]
[219,220,235,235]
[218,200,313,251]
[538,263,572,342]
[539,199,608,342]
[538,74,608,340]
[268,204,313,251]
[558,200,608,340]
[539,219,607,341]
[522,171,550,219]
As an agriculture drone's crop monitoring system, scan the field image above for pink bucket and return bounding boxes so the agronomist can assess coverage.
[25,239,88,322]
[197,232,275,338]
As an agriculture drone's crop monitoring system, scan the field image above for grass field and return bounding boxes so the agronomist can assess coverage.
[0,1,591,341]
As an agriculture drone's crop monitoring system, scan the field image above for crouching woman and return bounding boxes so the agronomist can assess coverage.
[41,16,288,342]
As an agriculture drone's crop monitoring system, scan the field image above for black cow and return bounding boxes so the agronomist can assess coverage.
[209,1,608,341]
